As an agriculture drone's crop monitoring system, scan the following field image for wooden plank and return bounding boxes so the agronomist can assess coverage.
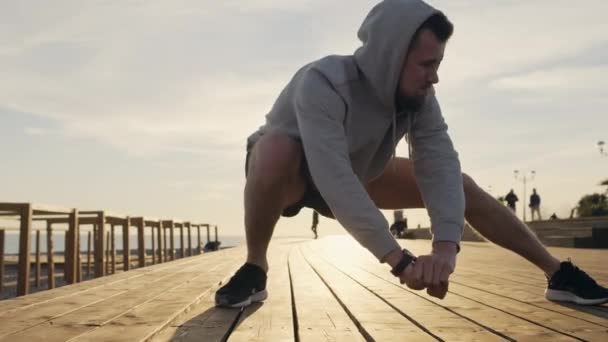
[314,246,506,341]
[301,243,436,341]
[46,223,55,289]
[123,217,131,271]
[35,230,41,287]
[9,250,237,340]
[0,252,202,314]
[0,229,4,294]
[69,248,247,342]
[0,257,213,340]
[289,246,366,341]
[17,203,32,296]
[449,273,608,327]
[31,204,74,215]
[313,236,582,341]
[228,244,295,341]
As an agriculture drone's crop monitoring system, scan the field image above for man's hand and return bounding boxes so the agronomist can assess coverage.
[399,241,458,299]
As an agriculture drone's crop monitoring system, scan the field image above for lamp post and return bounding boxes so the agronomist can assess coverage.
[598,140,607,156]
[514,170,536,222]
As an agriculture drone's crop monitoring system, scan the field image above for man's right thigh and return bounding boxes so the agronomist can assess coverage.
[245,132,308,208]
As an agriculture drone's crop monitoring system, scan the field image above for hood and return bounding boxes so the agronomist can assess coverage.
[354,0,439,112]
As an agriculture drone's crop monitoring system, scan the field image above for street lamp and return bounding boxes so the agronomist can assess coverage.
[514,170,536,222]
[598,140,607,156]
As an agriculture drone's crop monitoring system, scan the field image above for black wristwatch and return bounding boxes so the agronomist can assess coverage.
[390,248,417,277]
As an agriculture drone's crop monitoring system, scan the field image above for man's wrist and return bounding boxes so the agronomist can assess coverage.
[383,247,404,268]
[432,241,459,254]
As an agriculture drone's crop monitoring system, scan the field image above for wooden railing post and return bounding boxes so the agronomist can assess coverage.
[94,212,105,278]
[150,225,156,265]
[186,222,192,257]
[35,230,41,287]
[17,203,33,296]
[46,222,55,289]
[105,231,110,275]
[157,221,163,264]
[162,224,168,262]
[87,231,92,278]
[179,223,185,259]
[196,225,201,254]
[136,218,145,268]
[0,229,5,295]
[123,217,131,271]
[64,231,70,283]
[66,209,78,285]
[169,221,175,261]
[110,225,116,274]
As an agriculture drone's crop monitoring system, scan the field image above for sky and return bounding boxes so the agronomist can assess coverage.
[1,0,607,240]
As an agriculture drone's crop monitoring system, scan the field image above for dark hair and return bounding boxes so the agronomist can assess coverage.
[411,12,454,47]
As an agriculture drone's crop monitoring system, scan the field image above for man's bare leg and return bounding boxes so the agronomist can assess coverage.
[366,157,561,277]
[244,133,307,272]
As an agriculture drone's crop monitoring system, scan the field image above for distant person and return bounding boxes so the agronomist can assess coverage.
[215,0,608,309]
[311,210,319,239]
[505,189,519,212]
[529,188,542,221]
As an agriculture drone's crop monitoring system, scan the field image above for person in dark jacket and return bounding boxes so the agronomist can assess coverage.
[505,189,519,212]
[529,189,542,221]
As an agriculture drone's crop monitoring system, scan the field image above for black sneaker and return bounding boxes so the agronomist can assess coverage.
[545,260,608,305]
[215,263,268,308]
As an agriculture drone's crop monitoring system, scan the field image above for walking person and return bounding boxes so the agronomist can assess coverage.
[530,188,542,221]
[505,189,519,213]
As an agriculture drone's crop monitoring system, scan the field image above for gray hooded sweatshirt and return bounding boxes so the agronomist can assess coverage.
[247,0,465,261]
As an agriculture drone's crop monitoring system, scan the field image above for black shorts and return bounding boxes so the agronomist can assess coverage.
[245,143,334,218]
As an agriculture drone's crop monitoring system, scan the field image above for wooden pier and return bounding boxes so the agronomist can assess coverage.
[0,202,219,299]
[0,235,606,341]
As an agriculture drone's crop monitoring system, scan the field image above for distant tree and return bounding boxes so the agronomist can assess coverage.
[577,193,608,217]
[601,178,608,194]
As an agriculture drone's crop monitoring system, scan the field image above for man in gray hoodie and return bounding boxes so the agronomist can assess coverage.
[216,0,608,308]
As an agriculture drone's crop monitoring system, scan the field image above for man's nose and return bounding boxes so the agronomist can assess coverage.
[429,70,439,84]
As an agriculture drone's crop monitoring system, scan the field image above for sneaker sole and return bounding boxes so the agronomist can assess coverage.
[216,289,268,308]
[545,289,608,305]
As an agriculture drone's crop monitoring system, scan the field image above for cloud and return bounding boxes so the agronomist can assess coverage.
[23,127,47,136]
[489,65,608,92]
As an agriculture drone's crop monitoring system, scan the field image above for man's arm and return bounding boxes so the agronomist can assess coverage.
[294,69,400,262]
[408,94,465,296]
[410,94,465,248]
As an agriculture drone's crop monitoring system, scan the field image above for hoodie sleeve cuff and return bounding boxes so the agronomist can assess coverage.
[431,224,463,251]
[371,231,401,262]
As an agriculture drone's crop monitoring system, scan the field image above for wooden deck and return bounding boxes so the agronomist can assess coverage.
[0,235,606,341]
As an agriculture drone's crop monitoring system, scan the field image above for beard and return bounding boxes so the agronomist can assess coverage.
[395,92,426,112]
